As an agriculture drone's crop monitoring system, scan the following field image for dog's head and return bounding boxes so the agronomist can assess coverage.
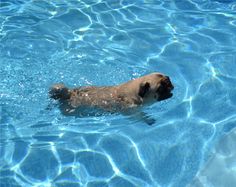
[49,83,70,100]
[137,73,174,102]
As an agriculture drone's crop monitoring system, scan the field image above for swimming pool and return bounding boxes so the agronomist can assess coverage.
[1,0,236,186]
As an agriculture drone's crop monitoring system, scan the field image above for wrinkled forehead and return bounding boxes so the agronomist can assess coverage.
[151,72,165,78]
[144,73,165,82]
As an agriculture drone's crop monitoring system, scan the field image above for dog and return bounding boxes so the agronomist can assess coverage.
[49,72,174,125]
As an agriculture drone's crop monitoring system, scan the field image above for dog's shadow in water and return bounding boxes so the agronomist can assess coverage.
[47,101,156,126]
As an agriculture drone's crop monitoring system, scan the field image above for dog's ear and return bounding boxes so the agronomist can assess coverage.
[138,82,150,98]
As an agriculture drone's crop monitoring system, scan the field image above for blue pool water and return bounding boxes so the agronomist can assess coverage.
[1,0,236,186]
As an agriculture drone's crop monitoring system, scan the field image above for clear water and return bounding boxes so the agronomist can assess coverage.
[1,0,236,186]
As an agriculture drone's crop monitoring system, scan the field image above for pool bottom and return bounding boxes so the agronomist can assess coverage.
[190,128,236,187]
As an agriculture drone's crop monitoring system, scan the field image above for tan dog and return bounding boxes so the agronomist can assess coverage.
[49,73,174,124]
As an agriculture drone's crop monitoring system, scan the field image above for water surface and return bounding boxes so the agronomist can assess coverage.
[1,0,236,186]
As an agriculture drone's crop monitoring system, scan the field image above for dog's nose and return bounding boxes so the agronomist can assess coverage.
[163,76,174,90]
[166,76,171,82]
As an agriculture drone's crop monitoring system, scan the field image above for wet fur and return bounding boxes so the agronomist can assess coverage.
[49,73,174,124]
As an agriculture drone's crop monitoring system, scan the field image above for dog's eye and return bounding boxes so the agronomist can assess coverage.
[156,84,164,93]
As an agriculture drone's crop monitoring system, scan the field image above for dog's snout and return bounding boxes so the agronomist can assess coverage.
[163,76,174,90]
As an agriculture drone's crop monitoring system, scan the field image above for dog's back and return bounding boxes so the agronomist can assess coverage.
[49,84,131,115]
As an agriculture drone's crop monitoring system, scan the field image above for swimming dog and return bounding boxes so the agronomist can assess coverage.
[49,73,174,124]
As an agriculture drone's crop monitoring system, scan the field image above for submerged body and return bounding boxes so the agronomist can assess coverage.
[49,73,174,122]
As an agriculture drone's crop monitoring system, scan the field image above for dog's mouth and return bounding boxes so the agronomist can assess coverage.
[157,90,173,101]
